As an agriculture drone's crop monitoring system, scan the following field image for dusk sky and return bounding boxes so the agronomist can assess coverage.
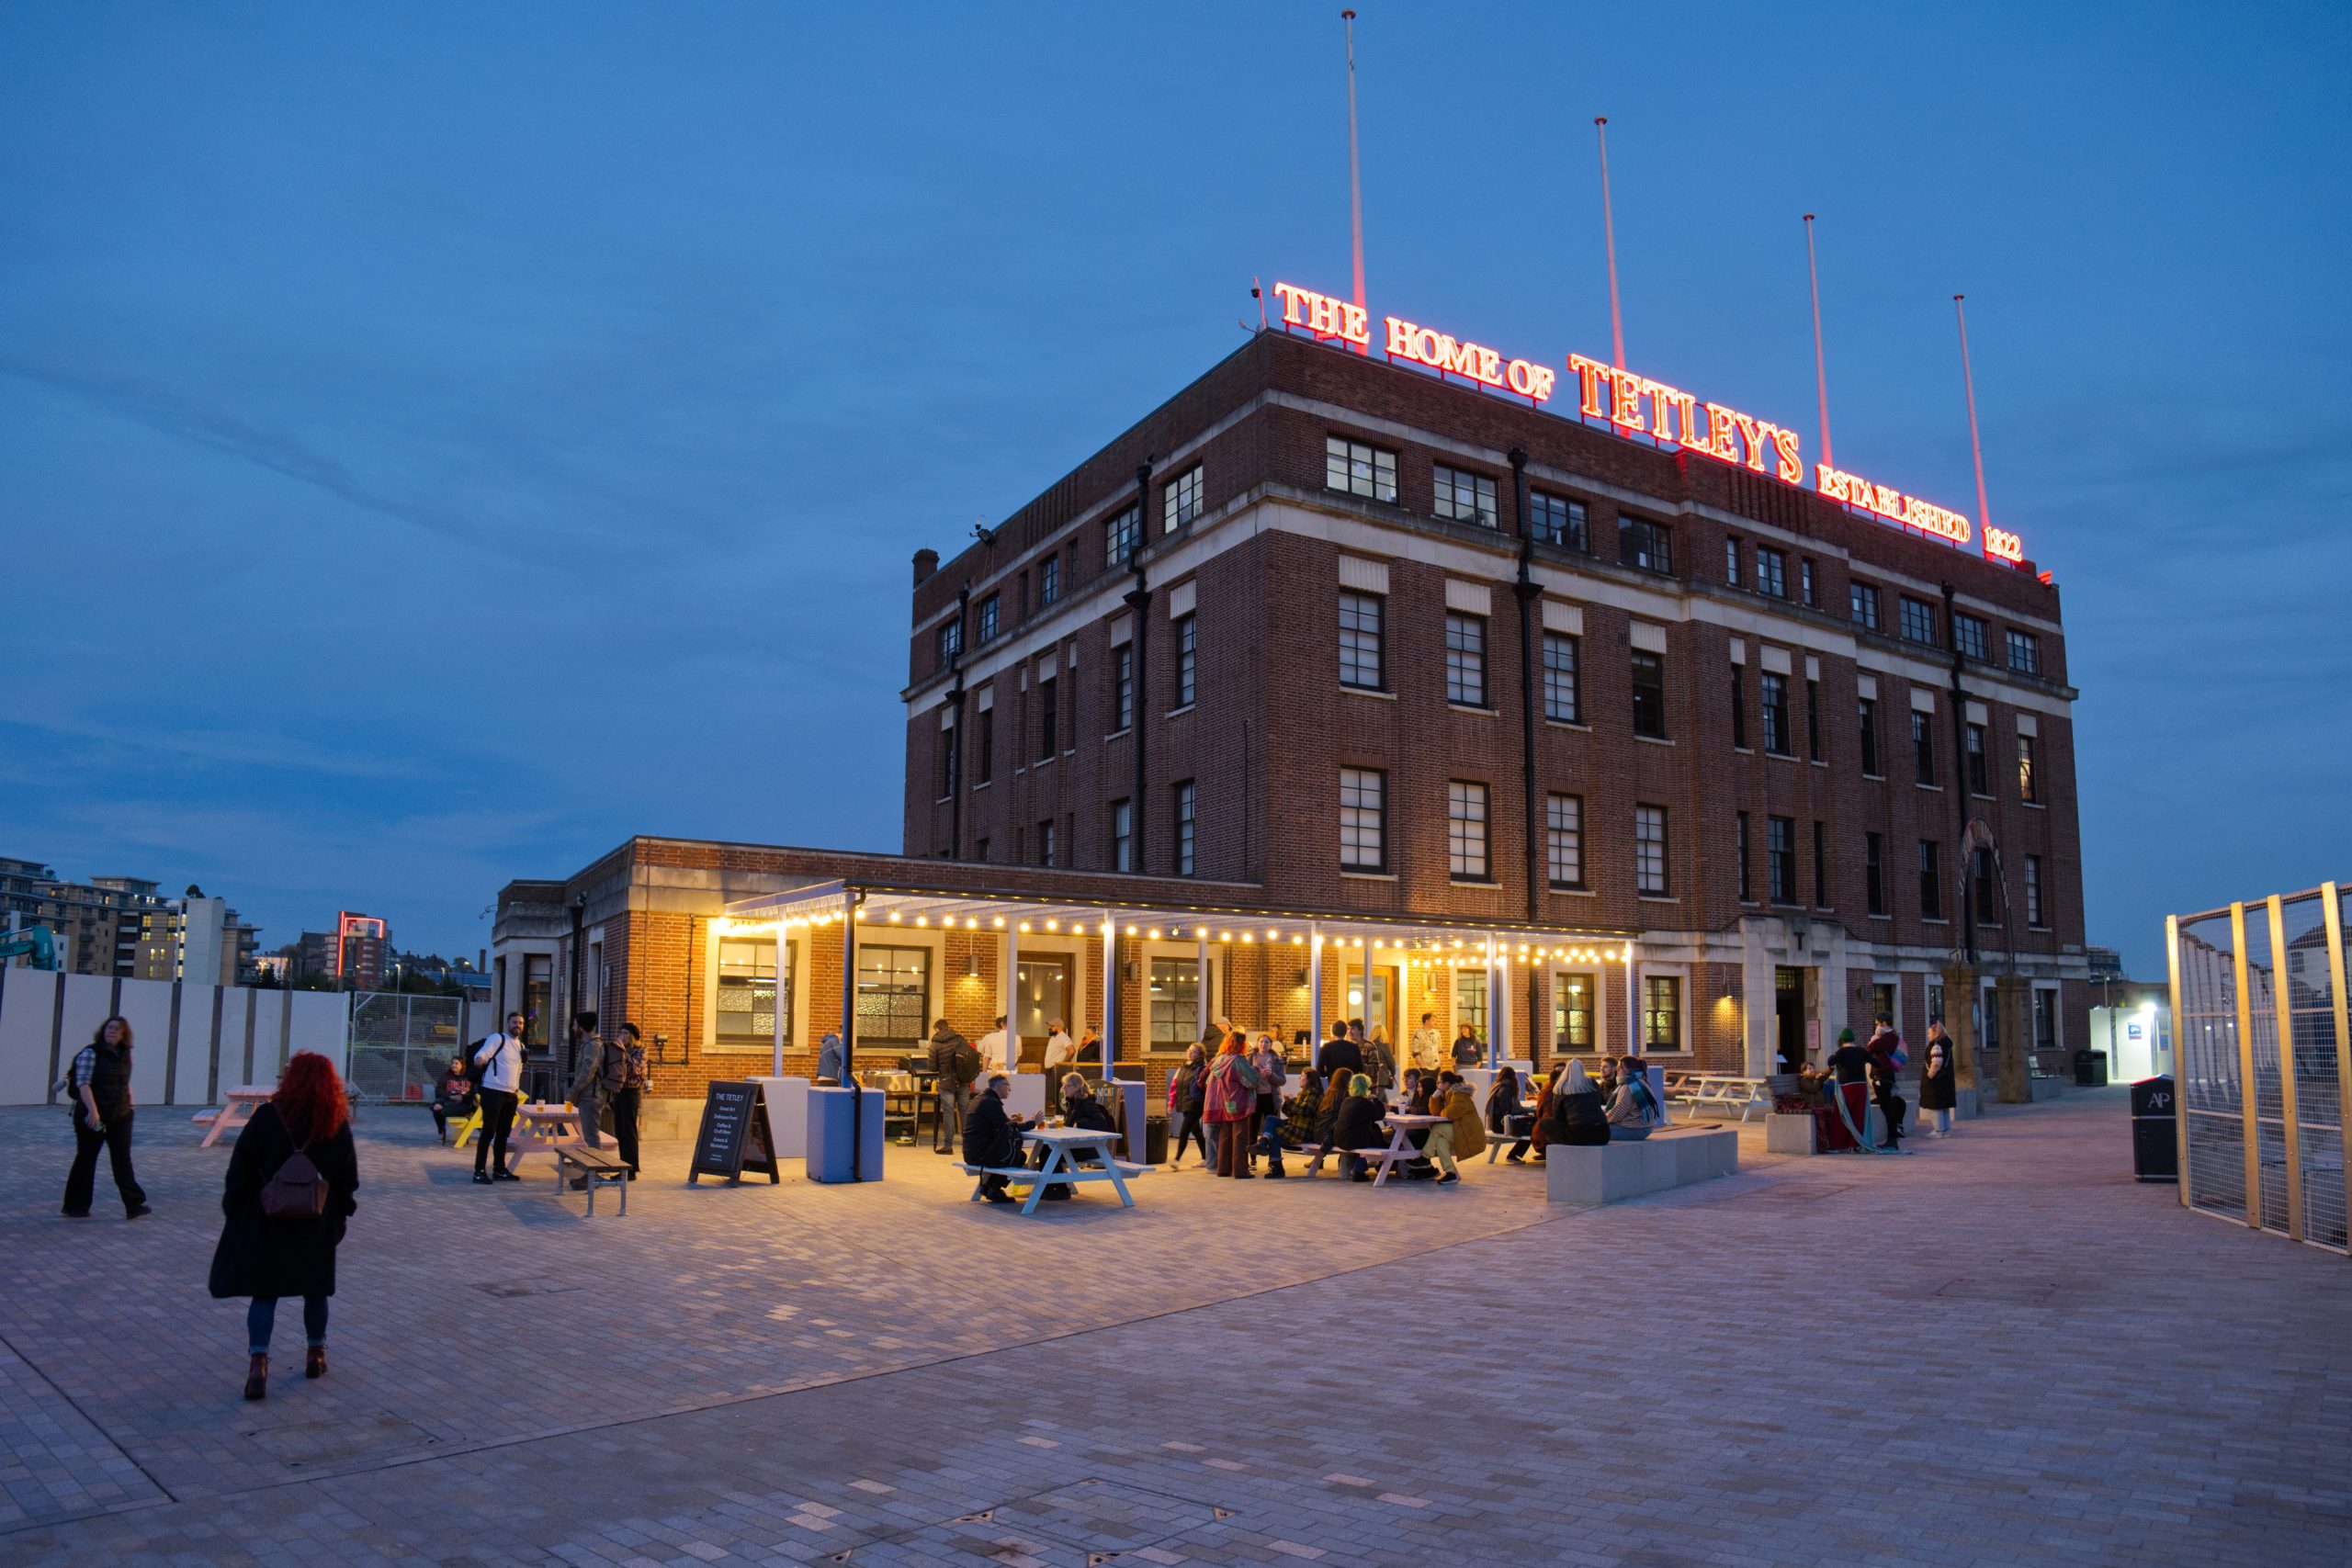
[4,2,2345,976]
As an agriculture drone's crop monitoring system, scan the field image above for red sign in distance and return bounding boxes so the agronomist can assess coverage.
[1384,316,1555,401]
[1566,355,1803,484]
[1272,282,1369,348]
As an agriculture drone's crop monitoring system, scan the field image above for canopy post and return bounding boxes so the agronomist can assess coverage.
[1102,913,1119,1081]
[1004,919,1021,1070]
[1309,923,1323,1066]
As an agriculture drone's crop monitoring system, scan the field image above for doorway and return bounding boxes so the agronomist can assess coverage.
[1015,955,1070,1069]
[1343,964,1400,1047]
[1774,966,1808,1072]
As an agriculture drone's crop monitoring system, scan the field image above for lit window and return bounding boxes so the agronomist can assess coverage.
[1448,781,1490,880]
[1554,971,1597,1052]
[1541,633,1579,723]
[1433,465,1498,526]
[1546,793,1583,888]
[1635,805,1668,895]
[1340,768,1385,871]
[2018,733,2040,804]
[1445,613,1487,706]
[1326,436,1397,503]
[1340,592,1385,690]
[1148,957,1199,1052]
[1642,975,1682,1051]
[717,938,786,1046]
[1163,467,1204,533]
[1531,492,1588,550]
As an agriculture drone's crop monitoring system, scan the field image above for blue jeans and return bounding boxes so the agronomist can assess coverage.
[247,1296,329,1355]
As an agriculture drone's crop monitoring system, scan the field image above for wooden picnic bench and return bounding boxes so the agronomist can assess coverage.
[555,1145,629,1216]
[195,1086,273,1147]
[1666,1075,1772,1123]
[959,1127,1148,1215]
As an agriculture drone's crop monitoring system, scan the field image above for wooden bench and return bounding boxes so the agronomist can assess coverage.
[190,1110,220,1129]
[1667,1075,1772,1123]
[955,1158,1149,1214]
[555,1145,629,1216]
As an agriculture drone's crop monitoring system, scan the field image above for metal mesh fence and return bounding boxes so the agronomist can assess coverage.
[2290,894,2346,1250]
[345,992,479,1106]
[2177,911,2245,1223]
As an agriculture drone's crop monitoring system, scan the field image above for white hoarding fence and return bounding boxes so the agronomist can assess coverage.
[0,967,350,1107]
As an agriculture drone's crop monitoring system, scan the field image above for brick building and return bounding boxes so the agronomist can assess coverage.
[496,321,2089,1125]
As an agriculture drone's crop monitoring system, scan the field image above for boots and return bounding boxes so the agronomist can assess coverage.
[305,1344,327,1380]
[243,1353,268,1401]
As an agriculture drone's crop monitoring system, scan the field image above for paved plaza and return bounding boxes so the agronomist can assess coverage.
[0,1090,2345,1565]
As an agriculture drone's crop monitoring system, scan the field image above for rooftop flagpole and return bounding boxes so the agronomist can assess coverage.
[1343,9,1367,348]
[1804,213,1833,468]
[1954,294,1993,535]
[1595,116,1624,370]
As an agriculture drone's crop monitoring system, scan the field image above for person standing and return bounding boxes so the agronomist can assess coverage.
[1865,1013,1908,1150]
[471,1011,527,1185]
[607,1023,650,1177]
[1319,1020,1363,1086]
[1364,1025,1398,1093]
[963,1073,1029,1203]
[1074,1025,1102,1067]
[209,1051,359,1401]
[1043,1020,1078,1075]
[1451,1022,1484,1070]
[1168,1043,1210,1169]
[1249,1032,1287,1177]
[1920,1019,1958,1137]
[565,1012,608,1155]
[1205,1038,1262,1179]
[928,1018,977,1154]
[977,1015,1011,1076]
[429,1055,475,1145]
[62,1016,149,1220]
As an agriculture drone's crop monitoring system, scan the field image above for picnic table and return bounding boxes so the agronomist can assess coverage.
[1666,1074,1771,1122]
[1353,1113,1447,1187]
[193,1085,274,1147]
[507,1102,597,1169]
[960,1125,1146,1215]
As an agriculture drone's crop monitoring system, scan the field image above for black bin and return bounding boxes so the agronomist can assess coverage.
[2130,1075,2177,1182]
[2075,1048,2110,1088]
[1142,1116,1169,1166]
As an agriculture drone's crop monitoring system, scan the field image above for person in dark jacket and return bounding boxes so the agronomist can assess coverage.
[1030,1074,1118,1201]
[1168,1043,1210,1169]
[1545,1060,1611,1147]
[1451,1023,1484,1069]
[929,1019,978,1155]
[1486,1066,1532,1163]
[963,1073,1029,1203]
[429,1056,476,1144]
[62,1016,149,1219]
[1919,1019,1958,1137]
[209,1052,359,1401]
[1303,1070,1350,1176]
[1823,1028,1876,1150]
[1865,1014,1907,1148]
[1332,1074,1388,1182]
[1318,1021,1363,1086]
[1282,1067,1326,1148]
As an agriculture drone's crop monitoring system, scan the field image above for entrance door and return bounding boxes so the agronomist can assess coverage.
[1015,956,1070,1070]
[1774,966,1808,1072]
[1343,964,1399,1046]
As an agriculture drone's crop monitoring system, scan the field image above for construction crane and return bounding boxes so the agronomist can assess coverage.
[0,924,60,970]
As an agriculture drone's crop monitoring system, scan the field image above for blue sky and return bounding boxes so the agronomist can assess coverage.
[3,2,2345,974]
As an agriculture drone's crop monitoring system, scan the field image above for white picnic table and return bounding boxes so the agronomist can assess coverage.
[1349,1113,1447,1187]
[1666,1074,1771,1122]
[963,1125,1144,1215]
[194,1085,273,1147]
[507,1102,597,1170]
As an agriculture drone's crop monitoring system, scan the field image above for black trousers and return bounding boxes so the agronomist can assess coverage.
[1875,1088,1906,1144]
[475,1089,519,1174]
[606,1087,641,1173]
[64,1110,144,1215]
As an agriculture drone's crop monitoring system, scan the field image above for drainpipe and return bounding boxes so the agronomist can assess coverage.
[1510,447,1543,1066]
[946,585,971,860]
[1939,581,1977,969]
[1124,460,1154,869]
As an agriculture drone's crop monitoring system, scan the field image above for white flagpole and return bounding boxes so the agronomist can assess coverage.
[1954,294,1993,535]
[1804,213,1832,468]
[1595,116,1625,371]
[1343,10,1366,346]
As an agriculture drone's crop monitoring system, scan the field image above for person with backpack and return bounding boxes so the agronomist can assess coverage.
[62,1015,149,1220]
[208,1051,359,1401]
[564,1012,610,1158]
[470,1011,527,1185]
[1167,1043,1210,1169]
[1204,1036,1263,1179]
[928,1018,978,1155]
[566,1015,641,1187]
[1866,1013,1909,1150]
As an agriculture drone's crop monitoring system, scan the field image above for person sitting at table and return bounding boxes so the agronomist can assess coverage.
[1424,1071,1486,1184]
[1302,1070,1351,1177]
[1400,1071,1435,1149]
[1485,1065,1532,1164]
[1546,1060,1611,1147]
[430,1056,476,1145]
[964,1073,1030,1204]
[1605,1055,1664,1140]
[1282,1067,1325,1149]
[1028,1073,1118,1201]
[1331,1074,1387,1183]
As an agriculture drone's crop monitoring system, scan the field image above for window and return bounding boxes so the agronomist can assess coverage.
[1110,644,1134,732]
[1918,840,1943,920]
[976,836,989,863]
[1757,547,1788,599]
[1849,582,1881,630]
[2018,733,2041,804]
[938,719,958,799]
[936,619,962,666]
[1545,794,1583,888]
[2007,629,2041,676]
[1340,768,1386,872]
[1801,558,1817,606]
[1037,818,1057,866]
[1761,672,1791,755]
[1448,781,1490,880]
[1340,592,1385,690]
[1455,970,1488,1042]
[1531,492,1588,550]
[2024,856,2044,928]
[1326,435,1398,502]
[1768,816,1796,904]
[2034,988,2058,1054]
[1037,676,1057,759]
[717,938,786,1047]
[1728,667,1747,749]
[1635,805,1669,895]
[1541,633,1580,722]
[1899,596,1939,647]
[1806,679,1822,761]
[1172,613,1196,708]
[1445,613,1487,706]
[1954,612,1989,661]
[977,594,999,642]
[1105,504,1141,568]
[1642,975,1683,1052]
[1621,516,1673,574]
[1172,781,1195,875]
[1632,649,1667,739]
[854,945,928,1048]
[976,706,994,785]
[1148,957,1199,1052]
[1040,554,1059,605]
[1736,812,1753,902]
[1865,832,1886,916]
[1164,466,1203,533]
[1912,709,1936,785]
[1813,819,1827,908]
[1433,464,1498,526]
[1017,572,1029,621]
[1860,698,1882,775]
[1554,972,1598,1052]
[1966,722,1990,795]
[1724,538,1743,586]
[1111,799,1132,873]
[1973,847,1998,925]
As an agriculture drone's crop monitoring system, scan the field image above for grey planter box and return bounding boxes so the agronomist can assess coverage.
[1765,1111,1817,1156]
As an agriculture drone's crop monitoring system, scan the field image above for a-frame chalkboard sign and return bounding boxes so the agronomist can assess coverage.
[687,1080,782,1185]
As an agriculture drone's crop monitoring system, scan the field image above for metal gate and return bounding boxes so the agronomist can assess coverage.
[2169,884,2350,1253]
[346,991,483,1106]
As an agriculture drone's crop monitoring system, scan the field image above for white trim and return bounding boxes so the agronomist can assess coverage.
[1108,613,1132,647]
[1805,655,1821,681]
[702,927,812,1059]
[1966,700,1989,724]
[1858,673,1879,700]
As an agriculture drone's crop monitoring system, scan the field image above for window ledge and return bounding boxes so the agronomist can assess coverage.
[1544,718,1589,732]
[2022,801,2046,810]
[1033,755,1056,770]
[971,780,991,792]
[1869,912,1892,921]
[1810,759,1828,769]
[1635,734,1675,747]
[1766,750,1799,762]
[1547,885,1595,897]
[1103,728,1131,742]
[1343,686,1397,701]
[1340,870,1398,882]
[1165,704,1196,719]
[1862,773,1886,783]
[1447,703,1498,716]
[1916,783,1944,792]
[933,795,951,806]
[1733,746,1754,756]
[1970,791,1996,801]
[1922,918,1951,926]
[1450,876,1497,887]
[1638,894,1681,904]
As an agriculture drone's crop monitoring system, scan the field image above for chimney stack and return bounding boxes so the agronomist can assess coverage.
[912,547,939,587]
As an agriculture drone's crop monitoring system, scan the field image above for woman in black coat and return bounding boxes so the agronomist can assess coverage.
[1331,1076,1388,1182]
[1545,1060,1611,1147]
[209,1052,360,1400]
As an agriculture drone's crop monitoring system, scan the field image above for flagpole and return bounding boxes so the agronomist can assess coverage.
[1954,294,1993,535]
[1595,116,1624,371]
[1804,213,1832,468]
[1342,9,1366,348]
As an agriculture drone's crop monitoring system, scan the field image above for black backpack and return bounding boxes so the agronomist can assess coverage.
[472,1034,511,1089]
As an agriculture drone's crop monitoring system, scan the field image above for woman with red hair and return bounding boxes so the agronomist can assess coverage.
[208,1052,360,1401]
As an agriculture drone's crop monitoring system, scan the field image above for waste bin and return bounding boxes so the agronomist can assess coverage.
[807,1086,885,1184]
[2075,1048,2109,1088]
[2129,1075,2177,1183]
[1142,1117,1170,1166]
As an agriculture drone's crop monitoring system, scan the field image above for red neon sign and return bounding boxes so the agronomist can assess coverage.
[1983,525,2024,564]
[1566,355,1803,484]
[1815,463,1971,547]
[1384,316,1555,401]
[1272,282,1369,348]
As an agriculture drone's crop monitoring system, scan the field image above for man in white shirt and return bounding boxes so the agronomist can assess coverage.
[1043,1020,1077,1073]
[977,1016,1011,1075]
[472,1010,528,1185]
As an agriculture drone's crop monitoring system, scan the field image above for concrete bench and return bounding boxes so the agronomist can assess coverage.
[1544,1127,1738,1205]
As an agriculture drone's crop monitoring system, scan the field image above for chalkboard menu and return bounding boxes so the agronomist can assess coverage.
[688,1080,781,1185]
